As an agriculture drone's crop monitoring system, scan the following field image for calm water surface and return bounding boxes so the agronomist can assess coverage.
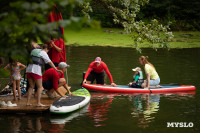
[0,46,200,133]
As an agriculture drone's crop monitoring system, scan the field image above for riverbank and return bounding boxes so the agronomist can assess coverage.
[64,28,200,48]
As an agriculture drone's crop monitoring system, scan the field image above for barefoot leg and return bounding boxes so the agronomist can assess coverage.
[13,80,17,101]
[26,78,35,106]
[16,80,21,100]
[35,79,46,106]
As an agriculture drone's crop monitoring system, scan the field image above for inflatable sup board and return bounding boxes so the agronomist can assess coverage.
[50,88,90,114]
[82,84,195,93]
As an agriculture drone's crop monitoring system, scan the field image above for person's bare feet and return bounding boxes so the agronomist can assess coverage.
[37,103,46,107]
[26,103,32,106]
[156,85,162,88]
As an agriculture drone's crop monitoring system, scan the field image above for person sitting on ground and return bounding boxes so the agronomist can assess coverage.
[42,62,72,98]
[83,57,117,87]
[139,56,162,89]
[128,67,144,88]
[4,58,26,100]
[26,44,62,106]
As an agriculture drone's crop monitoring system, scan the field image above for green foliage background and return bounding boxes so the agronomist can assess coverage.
[70,0,200,30]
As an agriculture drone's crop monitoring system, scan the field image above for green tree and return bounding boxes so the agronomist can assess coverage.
[100,0,173,51]
[0,0,173,61]
[0,0,91,60]
[138,0,200,30]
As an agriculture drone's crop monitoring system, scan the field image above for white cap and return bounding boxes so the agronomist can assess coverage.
[58,62,70,68]
[132,67,141,71]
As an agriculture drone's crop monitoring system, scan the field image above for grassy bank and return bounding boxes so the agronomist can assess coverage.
[64,28,200,48]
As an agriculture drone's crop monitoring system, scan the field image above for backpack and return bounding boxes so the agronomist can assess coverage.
[30,49,44,66]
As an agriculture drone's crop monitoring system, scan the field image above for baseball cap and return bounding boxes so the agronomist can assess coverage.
[95,57,101,63]
[132,67,141,71]
[58,62,70,68]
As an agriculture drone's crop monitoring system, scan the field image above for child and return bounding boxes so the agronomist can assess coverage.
[4,58,26,100]
[128,67,144,88]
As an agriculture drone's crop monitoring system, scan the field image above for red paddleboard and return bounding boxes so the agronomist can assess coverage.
[82,84,195,94]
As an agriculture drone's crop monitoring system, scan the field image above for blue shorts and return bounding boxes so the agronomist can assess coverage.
[149,77,160,86]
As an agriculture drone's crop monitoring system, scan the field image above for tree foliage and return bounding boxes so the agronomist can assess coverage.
[0,0,91,60]
[88,0,200,31]
[100,0,173,51]
[138,0,200,31]
[0,0,173,62]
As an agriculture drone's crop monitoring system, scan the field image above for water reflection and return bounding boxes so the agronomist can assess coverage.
[50,104,90,124]
[0,105,90,133]
[129,92,195,128]
[11,116,21,133]
[25,116,43,133]
[85,92,195,128]
[161,91,196,101]
[129,94,160,128]
[0,91,196,132]
[0,115,45,133]
[86,93,120,127]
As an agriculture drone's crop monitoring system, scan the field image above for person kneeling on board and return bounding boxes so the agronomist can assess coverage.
[42,62,72,98]
[83,57,116,87]
[139,56,162,89]
[128,67,144,88]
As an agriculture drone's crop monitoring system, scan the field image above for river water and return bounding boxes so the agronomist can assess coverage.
[0,46,199,133]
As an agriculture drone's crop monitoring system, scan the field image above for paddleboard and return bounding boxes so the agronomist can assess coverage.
[82,84,195,94]
[50,88,90,114]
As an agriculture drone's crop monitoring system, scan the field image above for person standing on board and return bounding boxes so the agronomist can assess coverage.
[139,56,162,89]
[83,57,116,87]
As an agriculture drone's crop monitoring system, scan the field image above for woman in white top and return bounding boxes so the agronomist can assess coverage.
[139,56,161,89]
[26,44,61,106]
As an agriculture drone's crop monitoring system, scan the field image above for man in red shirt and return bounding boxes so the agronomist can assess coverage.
[83,57,116,86]
[43,62,72,98]
[45,38,64,71]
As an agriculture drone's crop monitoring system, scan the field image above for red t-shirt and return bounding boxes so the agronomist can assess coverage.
[84,61,113,83]
[59,38,66,62]
[48,38,64,63]
[42,67,65,90]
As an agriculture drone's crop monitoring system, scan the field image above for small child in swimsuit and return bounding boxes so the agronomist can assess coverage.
[128,67,144,88]
[4,58,26,100]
